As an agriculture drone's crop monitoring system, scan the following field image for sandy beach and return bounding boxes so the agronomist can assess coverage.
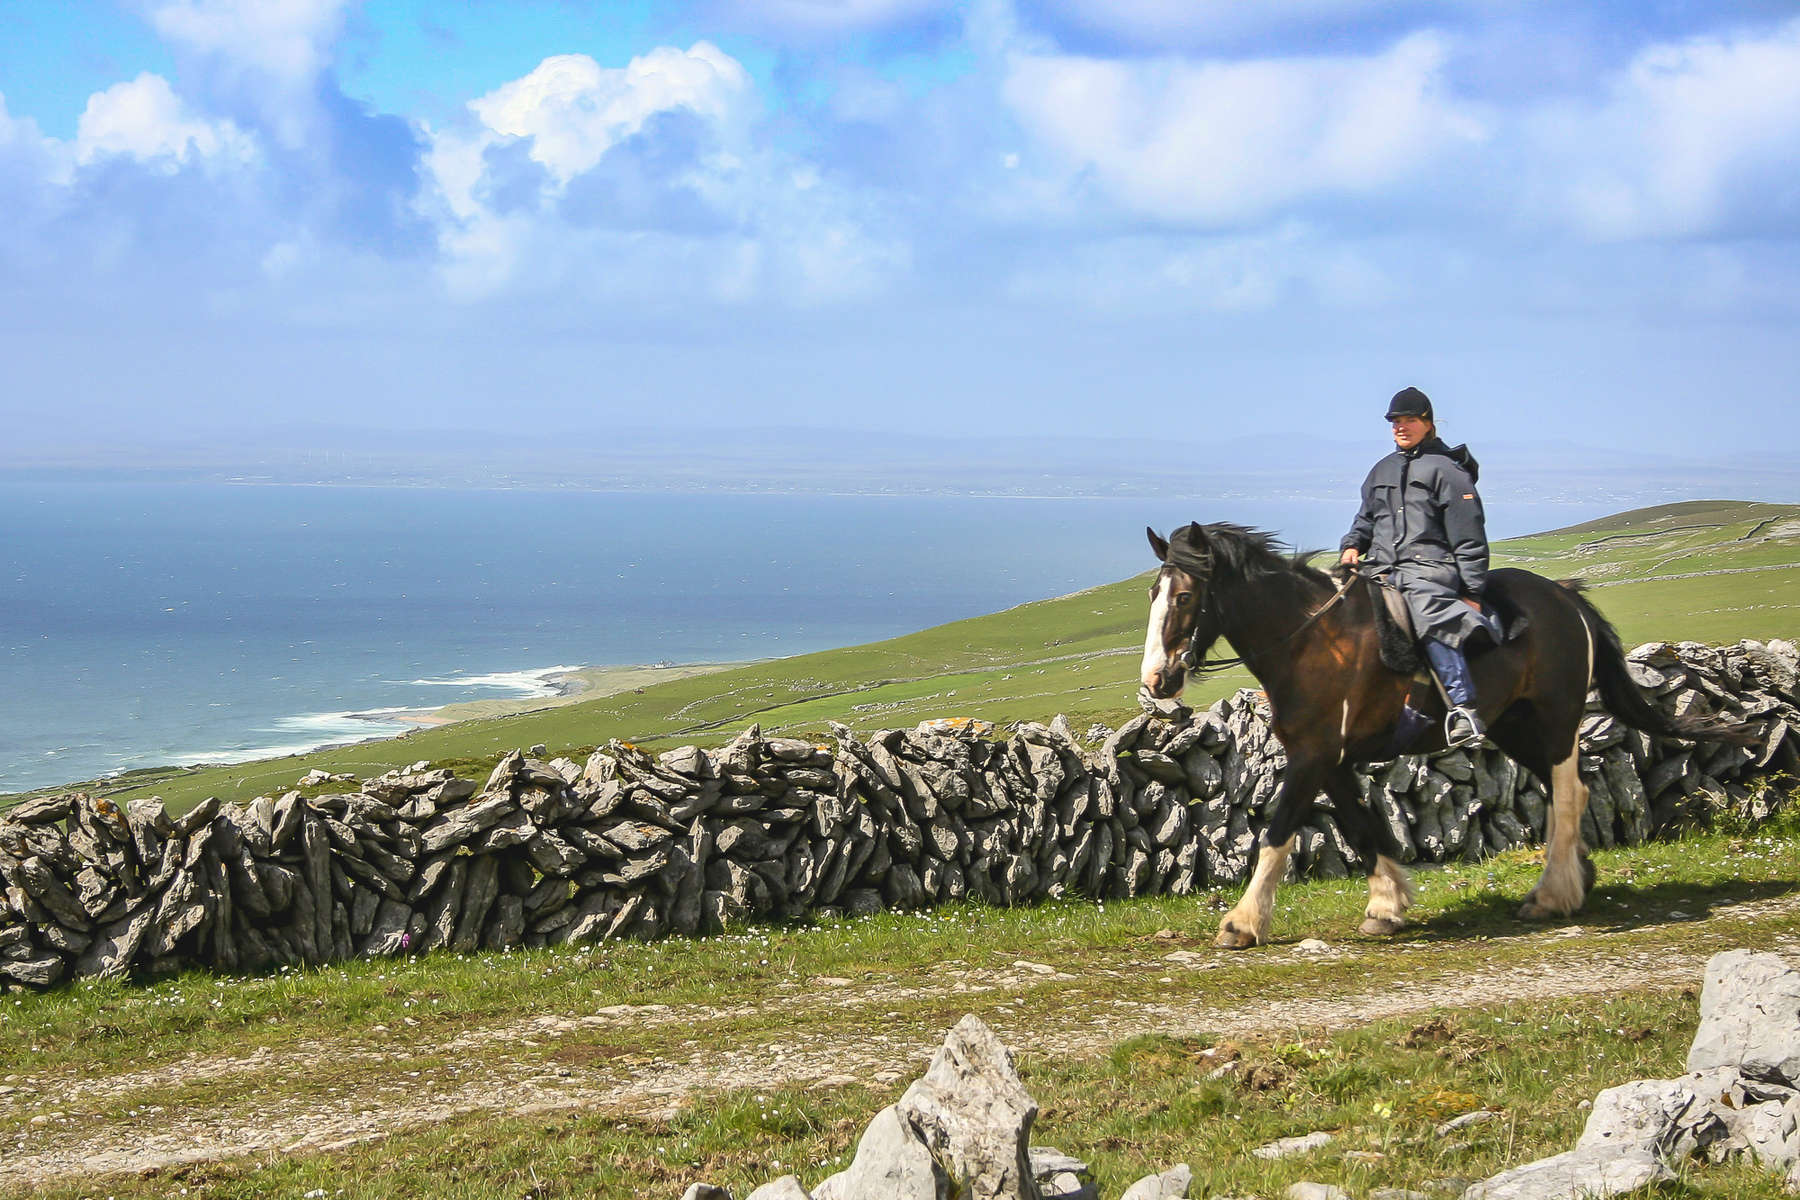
[356,662,737,729]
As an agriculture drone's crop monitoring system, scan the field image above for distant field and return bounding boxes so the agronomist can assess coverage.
[5,499,1796,818]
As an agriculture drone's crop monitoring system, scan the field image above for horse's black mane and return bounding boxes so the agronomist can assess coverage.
[1166,522,1332,587]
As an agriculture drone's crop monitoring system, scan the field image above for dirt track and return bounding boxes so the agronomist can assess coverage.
[7,890,1800,1193]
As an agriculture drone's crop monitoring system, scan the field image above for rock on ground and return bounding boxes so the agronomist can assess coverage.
[1687,949,1800,1086]
[1119,1163,1192,1199]
[1460,1146,1671,1200]
[897,1014,1041,1200]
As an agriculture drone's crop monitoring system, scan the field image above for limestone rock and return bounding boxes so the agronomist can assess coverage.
[679,1184,733,1200]
[1688,950,1800,1086]
[1119,1163,1192,1199]
[744,1176,810,1200]
[1030,1147,1095,1200]
[1253,1132,1333,1159]
[1285,1185,1349,1200]
[73,907,156,980]
[1460,1146,1671,1200]
[1577,1076,1722,1161]
[810,1105,945,1200]
[897,1014,1041,1200]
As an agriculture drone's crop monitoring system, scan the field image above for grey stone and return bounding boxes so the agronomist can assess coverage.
[1119,1164,1192,1199]
[744,1177,810,1200]
[1,952,66,987]
[73,907,156,980]
[1577,1076,1721,1161]
[1285,1185,1349,1200]
[897,1014,1041,1200]
[1688,950,1800,1086]
[679,1182,732,1200]
[1030,1148,1094,1200]
[418,793,518,855]
[810,1105,945,1200]
[1714,1091,1800,1171]
[1253,1132,1333,1159]
[1460,1146,1671,1200]
[1436,1110,1502,1137]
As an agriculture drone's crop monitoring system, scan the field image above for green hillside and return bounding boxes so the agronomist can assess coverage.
[6,499,1797,817]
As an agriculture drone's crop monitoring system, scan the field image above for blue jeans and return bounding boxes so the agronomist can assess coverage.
[1423,638,1476,708]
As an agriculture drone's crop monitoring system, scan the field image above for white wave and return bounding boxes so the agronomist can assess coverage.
[162,709,420,767]
[398,665,584,697]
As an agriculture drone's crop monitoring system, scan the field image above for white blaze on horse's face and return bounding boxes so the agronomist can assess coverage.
[1141,568,1186,698]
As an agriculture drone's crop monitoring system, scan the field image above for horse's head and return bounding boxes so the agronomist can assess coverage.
[1141,523,1222,699]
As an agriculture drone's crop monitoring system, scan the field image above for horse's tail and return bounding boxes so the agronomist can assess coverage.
[1559,579,1760,747]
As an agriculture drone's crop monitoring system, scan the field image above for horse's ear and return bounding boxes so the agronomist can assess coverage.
[1146,527,1169,562]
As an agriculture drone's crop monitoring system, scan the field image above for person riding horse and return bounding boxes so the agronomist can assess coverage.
[1338,387,1497,748]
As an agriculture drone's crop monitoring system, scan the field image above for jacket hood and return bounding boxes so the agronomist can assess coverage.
[1409,436,1479,483]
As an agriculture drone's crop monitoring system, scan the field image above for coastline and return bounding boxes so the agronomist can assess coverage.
[344,662,735,729]
[2,661,745,799]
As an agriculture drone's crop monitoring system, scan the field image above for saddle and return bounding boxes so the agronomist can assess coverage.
[1370,575,1529,675]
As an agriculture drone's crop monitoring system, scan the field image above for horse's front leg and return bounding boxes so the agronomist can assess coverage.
[1520,743,1594,919]
[1216,761,1327,949]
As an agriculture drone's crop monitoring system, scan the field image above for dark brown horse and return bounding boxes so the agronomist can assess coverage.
[1141,522,1754,949]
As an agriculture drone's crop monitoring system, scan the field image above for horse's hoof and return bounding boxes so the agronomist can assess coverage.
[1214,921,1259,950]
[1517,898,1555,920]
[1359,916,1405,937]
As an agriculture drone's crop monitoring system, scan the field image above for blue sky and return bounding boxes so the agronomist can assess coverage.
[1,1,1797,460]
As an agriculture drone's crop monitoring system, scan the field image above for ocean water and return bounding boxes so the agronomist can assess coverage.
[0,482,1614,794]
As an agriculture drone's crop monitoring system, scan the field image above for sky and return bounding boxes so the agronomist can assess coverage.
[2,1,1797,460]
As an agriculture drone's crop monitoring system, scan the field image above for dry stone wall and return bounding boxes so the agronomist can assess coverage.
[2,638,1796,989]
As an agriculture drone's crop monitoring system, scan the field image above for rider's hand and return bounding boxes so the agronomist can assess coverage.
[1339,547,1361,567]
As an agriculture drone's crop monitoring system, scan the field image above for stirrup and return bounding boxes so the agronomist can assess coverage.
[1444,706,1486,748]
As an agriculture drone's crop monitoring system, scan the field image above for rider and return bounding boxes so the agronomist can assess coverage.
[1338,387,1495,747]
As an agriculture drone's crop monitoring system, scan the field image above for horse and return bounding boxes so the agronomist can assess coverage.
[1141,521,1756,949]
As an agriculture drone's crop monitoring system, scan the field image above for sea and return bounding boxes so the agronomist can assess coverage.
[0,482,1625,795]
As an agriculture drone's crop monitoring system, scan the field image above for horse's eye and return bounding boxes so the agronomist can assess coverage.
[1176,592,1193,606]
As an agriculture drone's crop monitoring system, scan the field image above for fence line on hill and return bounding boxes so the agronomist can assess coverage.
[2,638,1796,989]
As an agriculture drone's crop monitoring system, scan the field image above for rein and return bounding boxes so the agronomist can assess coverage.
[1179,568,1359,673]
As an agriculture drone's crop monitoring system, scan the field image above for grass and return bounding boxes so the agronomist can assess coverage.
[4,498,1795,821]
[6,806,1799,1198]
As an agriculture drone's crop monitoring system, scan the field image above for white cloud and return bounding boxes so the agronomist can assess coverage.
[1524,17,1800,239]
[147,0,350,86]
[468,44,752,185]
[422,43,905,304]
[74,73,256,169]
[1001,31,1487,226]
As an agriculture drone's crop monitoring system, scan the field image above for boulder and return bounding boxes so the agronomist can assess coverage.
[745,1177,811,1200]
[1577,1076,1723,1161]
[898,1014,1042,1200]
[1688,950,1800,1086]
[1460,1146,1671,1200]
[810,1105,945,1200]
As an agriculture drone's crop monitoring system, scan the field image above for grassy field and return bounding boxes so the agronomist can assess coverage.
[7,806,1798,1198]
[5,499,1797,820]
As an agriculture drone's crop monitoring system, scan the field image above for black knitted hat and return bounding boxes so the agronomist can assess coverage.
[1385,386,1433,422]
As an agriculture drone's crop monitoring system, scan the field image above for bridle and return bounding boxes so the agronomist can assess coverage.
[1173,563,1359,674]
